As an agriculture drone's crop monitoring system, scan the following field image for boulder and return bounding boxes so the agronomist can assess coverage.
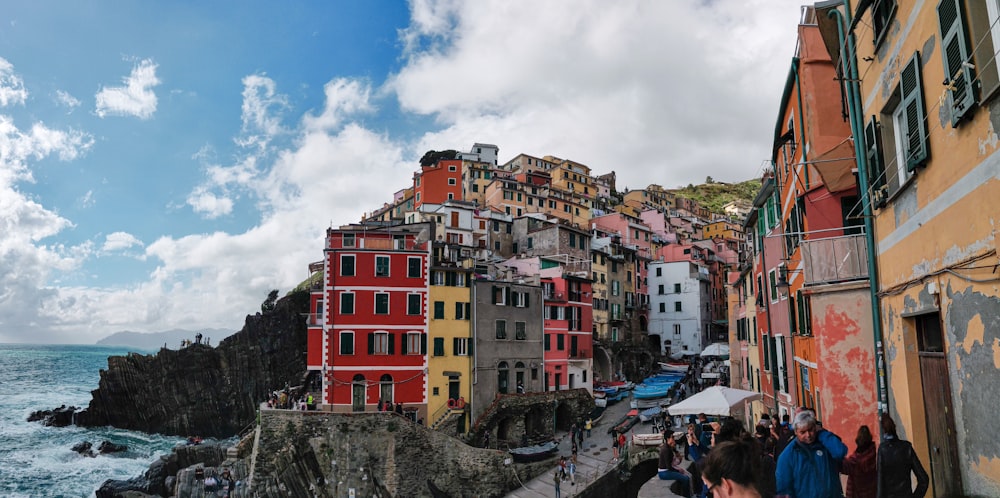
[71,441,95,457]
[98,441,128,454]
[27,405,78,427]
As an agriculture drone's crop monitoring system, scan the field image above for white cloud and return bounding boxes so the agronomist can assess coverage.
[236,74,289,152]
[55,90,81,111]
[0,57,28,107]
[95,58,160,119]
[390,0,803,188]
[186,187,235,218]
[101,232,143,253]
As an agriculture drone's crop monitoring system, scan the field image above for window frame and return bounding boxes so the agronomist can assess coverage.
[341,254,356,277]
[340,292,355,315]
[407,294,422,315]
[375,292,390,315]
[375,255,390,277]
[340,331,354,355]
[407,257,422,278]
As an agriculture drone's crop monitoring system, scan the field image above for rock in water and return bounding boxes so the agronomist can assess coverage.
[33,290,310,438]
[72,441,95,457]
[27,405,78,427]
[98,440,128,454]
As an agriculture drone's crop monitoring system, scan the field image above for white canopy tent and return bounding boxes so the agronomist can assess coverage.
[666,386,761,417]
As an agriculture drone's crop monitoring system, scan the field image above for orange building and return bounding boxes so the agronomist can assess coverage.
[414,159,463,208]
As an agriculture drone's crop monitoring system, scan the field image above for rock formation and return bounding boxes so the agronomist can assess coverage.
[30,290,310,438]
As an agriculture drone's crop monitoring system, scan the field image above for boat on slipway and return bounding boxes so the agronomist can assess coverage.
[508,440,559,463]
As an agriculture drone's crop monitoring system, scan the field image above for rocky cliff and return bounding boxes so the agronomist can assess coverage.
[32,290,310,438]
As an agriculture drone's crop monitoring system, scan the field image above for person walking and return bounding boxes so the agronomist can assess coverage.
[775,410,848,497]
[612,430,620,461]
[877,414,929,498]
[841,425,877,498]
[553,469,562,498]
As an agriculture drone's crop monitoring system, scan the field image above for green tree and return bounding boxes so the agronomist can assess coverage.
[261,289,279,313]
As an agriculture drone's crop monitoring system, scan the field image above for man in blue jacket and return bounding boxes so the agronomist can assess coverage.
[775,410,848,498]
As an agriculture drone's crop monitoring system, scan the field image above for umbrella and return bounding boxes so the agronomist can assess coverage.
[666,386,761,417]
[700,342,730,358]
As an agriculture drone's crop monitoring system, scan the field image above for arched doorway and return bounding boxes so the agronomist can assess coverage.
[497,361,509,394]
[380,374,393,406]
[352,374,366,412]
[554,401,574,431]
[514,361,526,393]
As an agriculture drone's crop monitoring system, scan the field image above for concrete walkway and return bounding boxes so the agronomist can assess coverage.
[505,395,642,497]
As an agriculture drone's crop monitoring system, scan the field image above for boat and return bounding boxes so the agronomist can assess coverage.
[633,384,671,399]
[594,385,619,396]
[632,432,665,447]
[659,361,688,373]
[595,396,607,408]
[589,405,606,425]
[608,408,640,434]
[605,390,628,405]
[508,440,559,463]
[639,405,662,422]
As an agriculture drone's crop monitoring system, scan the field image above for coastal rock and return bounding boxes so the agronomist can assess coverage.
[96,442,230,498]
[34,290,310,438]
[27,404,78,427]
[98,441,129,454]
[72,441,95,457]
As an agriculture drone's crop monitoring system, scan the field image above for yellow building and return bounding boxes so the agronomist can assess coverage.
[832,1,1000,494]
[703,220,743,242]
[426,249,474,433]
[623,185,675,214]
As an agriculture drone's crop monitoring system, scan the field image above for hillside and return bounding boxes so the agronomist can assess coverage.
[670,178,760,214]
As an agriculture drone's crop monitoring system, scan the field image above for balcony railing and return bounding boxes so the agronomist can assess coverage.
[569,348,589,359]
[801,233,868,285]
[303,313,324,326]
[544,291,566,301]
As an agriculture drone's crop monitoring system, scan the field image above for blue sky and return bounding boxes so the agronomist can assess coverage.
[0,1,806,344]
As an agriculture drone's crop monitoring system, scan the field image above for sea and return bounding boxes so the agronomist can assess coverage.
[0,344,185,497]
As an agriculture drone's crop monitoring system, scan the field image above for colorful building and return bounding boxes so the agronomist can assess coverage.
[541,273,594,392]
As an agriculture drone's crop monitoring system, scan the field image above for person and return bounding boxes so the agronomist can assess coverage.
[558,456,567,480]
[571,438,578,464]
[612,430,620,460]
[617,431,627,458]
[754,424,775,460]
[841,425,877,498]
[219,469,235,497]
[771,416,794,459]
[484,431,490,448]
[567,458,576,485]
[877,414,929,498]
[775,410,848,498]
[395,402,403,415]
[700,440,763,498]
[658,432,693,497]
[553,468,562,498]
[585,417,593,438]
[516,380,525,393]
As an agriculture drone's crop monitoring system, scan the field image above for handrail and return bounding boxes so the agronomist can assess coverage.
[429,401,453,429]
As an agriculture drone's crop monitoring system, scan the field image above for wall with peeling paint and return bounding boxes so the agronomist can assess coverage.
[851,0,1000,494]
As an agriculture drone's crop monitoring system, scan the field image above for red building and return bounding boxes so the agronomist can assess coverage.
[307,224,431,417]
[414,159,463,208]
[541,272,594,392]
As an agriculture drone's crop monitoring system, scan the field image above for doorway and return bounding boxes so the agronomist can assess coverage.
[916,313,962,497]
[448,377,460,402]
[352,374,366,412]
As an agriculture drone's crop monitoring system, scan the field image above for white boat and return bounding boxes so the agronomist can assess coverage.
[631,432,664,447]
[658,362,688,373]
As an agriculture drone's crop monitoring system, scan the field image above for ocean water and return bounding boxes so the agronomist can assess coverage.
[0,344,184,497]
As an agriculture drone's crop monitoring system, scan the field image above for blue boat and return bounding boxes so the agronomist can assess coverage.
[639,405,662,422]
[633,384,671,399]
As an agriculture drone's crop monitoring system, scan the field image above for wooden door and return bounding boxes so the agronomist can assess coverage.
[917,314,962,497]
[449,379,460,401]
[352,381,366,412]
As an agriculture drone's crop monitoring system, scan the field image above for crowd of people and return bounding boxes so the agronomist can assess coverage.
[653,408,929,498]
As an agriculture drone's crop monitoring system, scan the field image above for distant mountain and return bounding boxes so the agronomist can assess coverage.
[96,328,234,350]
[670,178,761,214]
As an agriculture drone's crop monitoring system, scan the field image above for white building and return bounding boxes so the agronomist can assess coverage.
[647,260,711,356]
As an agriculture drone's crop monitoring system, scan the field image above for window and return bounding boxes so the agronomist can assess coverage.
[375,293,389,314]
[455,301,470,320]
[341,255,356,276]
[449,165,457,172]
[433,337,445,356]
[659,302,666,313]
[513,291,529,308]
[544,333,551,351]
[493,286,508,305]
[495,320,507,339]
[939,0,975,125]
[556,334,565,350]
[404,332,422,355]
[675,301,682,312]
[769,269,778,302]
[448,178,457,185]
[515,321,527,340]
[453,337,471,356]
[433,301,445,319]
[656,267,662,277]
[340,293,355,314]
[872,0,896,46]
[407,294,421,315]
[569,233,577,247]
[658,284,665,295]
[408,257,421,278]
[674,283,681,293]
[343,233,355,247]
[370,332,391,355]
[376,256,390,277]
[673,324,681,336]
[876,53,928,198]
[527,237,533,249]
[340,331,354,355]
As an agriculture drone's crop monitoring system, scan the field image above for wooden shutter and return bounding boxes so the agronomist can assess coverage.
[467,339,473,356]
[938,0,976,126]
[864,117,886,207]
[401,333,408,354]
[900,53,929,171]
[368,333,375,354]
[421,333,427,354]
[387,334,395,355]
[453,337,459,355]
[524,293,530,308]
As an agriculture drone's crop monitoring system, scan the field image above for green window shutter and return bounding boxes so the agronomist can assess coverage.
[453,337,459,354]
[467,339,473,356]
[789,296,798,335]
[938,0,976,126]
[900,53,930,171]
[864,117,887,207]
[524,293,530,308]
[421,333,427,355]
[797,291,806,335]
[434,337,444,356]
[401,334,408,354]
[368,333,375,354]
[387,334,395,355]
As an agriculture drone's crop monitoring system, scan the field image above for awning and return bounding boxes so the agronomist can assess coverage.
[811,138,857,193]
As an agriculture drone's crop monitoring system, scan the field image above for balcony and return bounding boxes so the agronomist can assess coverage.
[801,233,868,285]
[569,348,590,360]
[544,291,566,302]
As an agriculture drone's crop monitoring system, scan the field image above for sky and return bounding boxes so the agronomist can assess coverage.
[0,1,810,344]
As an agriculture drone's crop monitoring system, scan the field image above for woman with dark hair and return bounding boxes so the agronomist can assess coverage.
[841,425,877,498]
[700,440,762,498]
[877,414,929,498]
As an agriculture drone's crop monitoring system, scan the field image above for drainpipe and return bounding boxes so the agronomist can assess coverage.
[828,3,889,420]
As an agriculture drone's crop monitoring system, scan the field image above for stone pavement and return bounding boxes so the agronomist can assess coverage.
[505,396,638,498]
